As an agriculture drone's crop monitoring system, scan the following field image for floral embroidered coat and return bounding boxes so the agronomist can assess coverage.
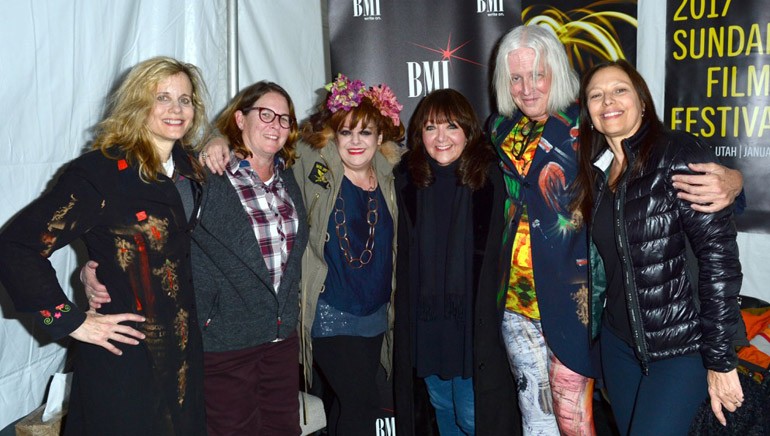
[0,143,206,436]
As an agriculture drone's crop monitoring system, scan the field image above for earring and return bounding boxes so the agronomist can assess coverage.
[590,123,594,131]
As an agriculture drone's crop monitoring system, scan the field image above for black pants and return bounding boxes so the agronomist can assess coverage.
[313,334,385,436]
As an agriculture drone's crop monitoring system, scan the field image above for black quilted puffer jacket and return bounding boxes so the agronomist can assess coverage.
[588,120,743,373]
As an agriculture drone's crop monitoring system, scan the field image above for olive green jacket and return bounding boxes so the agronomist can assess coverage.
[292,138,402,385]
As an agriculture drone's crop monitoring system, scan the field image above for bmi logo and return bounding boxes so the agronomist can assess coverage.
[353,0,381,20]
[375,417,396,436]
[406,60,450,98]
[477,0,504,16]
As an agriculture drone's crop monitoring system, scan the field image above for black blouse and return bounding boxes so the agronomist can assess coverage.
[592,189,633,345]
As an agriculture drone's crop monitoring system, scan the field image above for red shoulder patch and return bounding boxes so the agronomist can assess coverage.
[117,159,128,171]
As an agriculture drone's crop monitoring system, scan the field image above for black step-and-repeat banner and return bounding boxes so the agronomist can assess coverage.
[665,0,770,233]
[329,0,521,124]
[328,2,637,434]
[329,0,637,126]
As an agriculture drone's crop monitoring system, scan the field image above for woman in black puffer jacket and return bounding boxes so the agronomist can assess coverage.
[572,59,744,436]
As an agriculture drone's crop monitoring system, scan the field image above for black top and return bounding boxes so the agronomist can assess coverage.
[395,157,517,436]
[413,158,471,378]
[592,189,633,344]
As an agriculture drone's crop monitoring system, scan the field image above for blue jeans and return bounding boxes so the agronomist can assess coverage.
[601,326,707,436]
[424,375,475,436]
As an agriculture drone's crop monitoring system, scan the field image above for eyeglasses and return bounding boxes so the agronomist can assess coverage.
[511,118,542,160]
[243,106,293,129]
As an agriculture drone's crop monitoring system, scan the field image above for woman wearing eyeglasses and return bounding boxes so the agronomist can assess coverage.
[192,81,309,435]
[83,80,310,435]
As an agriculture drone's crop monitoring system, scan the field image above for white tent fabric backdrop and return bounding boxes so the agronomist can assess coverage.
[0,0,766,430]
[0,0,324,428]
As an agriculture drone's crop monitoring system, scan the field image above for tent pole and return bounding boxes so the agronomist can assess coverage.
[227,0,239,98]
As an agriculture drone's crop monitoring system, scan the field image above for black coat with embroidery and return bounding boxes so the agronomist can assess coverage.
[0,144,205,436]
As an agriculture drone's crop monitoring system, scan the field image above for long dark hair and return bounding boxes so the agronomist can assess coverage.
[407,89,492,190]
[572,59,664,224]
[215,81,299,167]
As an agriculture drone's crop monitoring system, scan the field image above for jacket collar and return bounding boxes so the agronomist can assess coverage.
[591,118,653,175]
[592,148,614,174]
[170,141,199,181]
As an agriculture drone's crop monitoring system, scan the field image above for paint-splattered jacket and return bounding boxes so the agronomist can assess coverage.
[0,143,205,435]
[484,104,599,379]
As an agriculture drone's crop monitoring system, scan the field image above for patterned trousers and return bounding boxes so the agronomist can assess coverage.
[502,310,595,436]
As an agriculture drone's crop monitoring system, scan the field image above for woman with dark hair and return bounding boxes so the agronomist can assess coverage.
[573,59,744,435]
[394,89,506,436]
[84,80,310,435]
[0,56,208,435]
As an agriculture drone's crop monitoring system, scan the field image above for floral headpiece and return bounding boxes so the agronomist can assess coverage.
[324,73,403,127]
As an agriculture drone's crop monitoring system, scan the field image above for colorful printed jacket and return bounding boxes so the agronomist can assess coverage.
[489,104,599,378]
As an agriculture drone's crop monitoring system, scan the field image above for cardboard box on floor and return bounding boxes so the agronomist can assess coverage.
[15,405,62,436]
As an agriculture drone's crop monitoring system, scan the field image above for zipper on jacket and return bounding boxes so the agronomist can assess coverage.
[306,192,320,227]
[615,142,651,374]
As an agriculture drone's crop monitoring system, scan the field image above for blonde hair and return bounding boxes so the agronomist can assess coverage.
[92,56,209,182]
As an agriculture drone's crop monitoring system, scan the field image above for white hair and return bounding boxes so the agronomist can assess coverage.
[493,24,579,117]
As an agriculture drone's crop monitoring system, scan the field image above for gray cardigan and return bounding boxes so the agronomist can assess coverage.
[189,167,309,352]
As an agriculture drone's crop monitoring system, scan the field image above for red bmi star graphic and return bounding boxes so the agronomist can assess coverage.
[411,34,484,67]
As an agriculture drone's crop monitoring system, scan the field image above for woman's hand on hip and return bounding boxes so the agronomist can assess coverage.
[707,368,744,426]
[70,312,146,356]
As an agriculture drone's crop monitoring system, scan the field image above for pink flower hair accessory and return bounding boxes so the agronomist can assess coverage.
[325,73,366,113]
[364,84,403,127]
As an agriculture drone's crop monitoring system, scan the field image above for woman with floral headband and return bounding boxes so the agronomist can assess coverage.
[202,74,404,435]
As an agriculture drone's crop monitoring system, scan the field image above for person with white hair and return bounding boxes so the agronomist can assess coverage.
[473,24,743,435]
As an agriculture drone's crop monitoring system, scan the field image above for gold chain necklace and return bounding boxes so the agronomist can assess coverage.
[333,170,378,269]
